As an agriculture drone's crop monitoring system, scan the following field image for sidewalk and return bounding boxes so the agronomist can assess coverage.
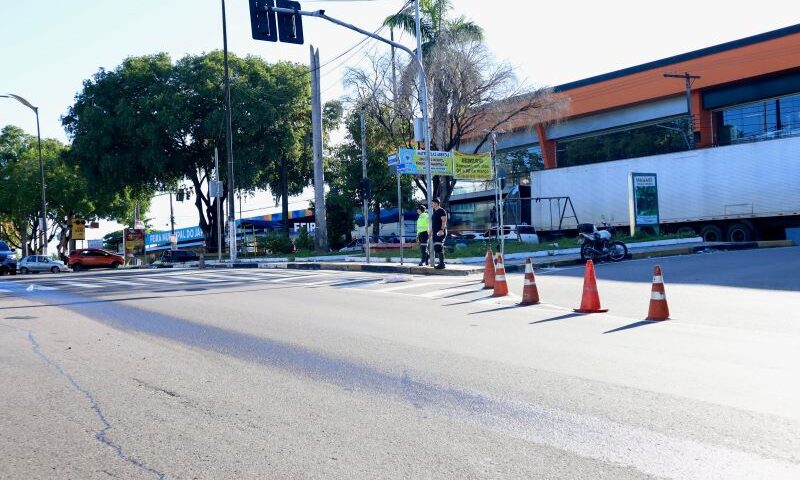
[198,240,794,276]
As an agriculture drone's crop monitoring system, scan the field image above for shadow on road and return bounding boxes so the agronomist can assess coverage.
[468,304,524,315]
[603,320,665,334]
[536,247,800,292]
[529,312,585,324]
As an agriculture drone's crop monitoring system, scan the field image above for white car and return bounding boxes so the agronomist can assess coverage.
[459,225,540,244]
[18,255,69,274]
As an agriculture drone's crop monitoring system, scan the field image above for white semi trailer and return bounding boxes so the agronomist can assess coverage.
[530,135,800,242]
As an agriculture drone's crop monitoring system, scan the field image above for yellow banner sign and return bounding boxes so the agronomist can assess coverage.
[453,151,492,181]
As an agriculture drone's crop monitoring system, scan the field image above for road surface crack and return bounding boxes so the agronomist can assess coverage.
[28,331,166,480]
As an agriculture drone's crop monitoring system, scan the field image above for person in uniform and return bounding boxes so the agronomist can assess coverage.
[416,205,429,266]
[431,198,448,269]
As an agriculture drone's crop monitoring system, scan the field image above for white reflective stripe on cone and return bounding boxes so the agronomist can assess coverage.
[495,275,506,282]
[652,275,664,284]
[651,291,666,300]
[524,279,536,286]
[525,263,533,274]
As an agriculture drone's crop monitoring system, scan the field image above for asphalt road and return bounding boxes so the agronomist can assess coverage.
[1,247,799,479]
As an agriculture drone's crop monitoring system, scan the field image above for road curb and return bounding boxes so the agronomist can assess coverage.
[193,240,794,275]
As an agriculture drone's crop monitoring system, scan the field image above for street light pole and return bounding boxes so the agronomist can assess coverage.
[268,4,436,265]
[1,94,47,255]
[413,0,435,266]
[221,0,237,262]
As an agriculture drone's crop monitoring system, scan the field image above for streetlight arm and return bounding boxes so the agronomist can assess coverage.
[1,93,37,111]
[269,8,423,72]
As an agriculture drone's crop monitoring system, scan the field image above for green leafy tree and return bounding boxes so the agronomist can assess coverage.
[63,52,312,250]
[326,109,414,239]
[0,125,138,258]
[363,2,565,208]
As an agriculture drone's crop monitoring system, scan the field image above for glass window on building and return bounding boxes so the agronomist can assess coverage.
[555,118,691,168]
[714,92,800,145]
[494,144,542,186]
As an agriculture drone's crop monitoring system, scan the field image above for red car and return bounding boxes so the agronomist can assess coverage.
[68,248,124,271]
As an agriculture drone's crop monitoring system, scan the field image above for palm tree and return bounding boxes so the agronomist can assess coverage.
[383,0,483,54]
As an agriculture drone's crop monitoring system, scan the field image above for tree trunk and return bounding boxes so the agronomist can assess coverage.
[281,155,290,237]
[372,202,381,238]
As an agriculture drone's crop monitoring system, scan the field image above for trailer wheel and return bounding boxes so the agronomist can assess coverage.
[727,223,753,242]
[699,225,723,243]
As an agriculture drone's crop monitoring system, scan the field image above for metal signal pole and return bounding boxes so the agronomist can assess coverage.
[221,0,236,261]
[360,105,371,263]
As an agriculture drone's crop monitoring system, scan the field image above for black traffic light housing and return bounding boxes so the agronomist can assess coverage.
[359,179,371,200]
[276,0,304,44]
[249,0,304,44]
[249,0,278,42]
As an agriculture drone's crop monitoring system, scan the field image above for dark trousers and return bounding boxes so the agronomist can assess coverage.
[417,232,429,264]
[434,231,446,266]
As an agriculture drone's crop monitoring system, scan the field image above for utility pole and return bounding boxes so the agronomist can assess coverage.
[265,4,436,262]
[214,147,222,261]
[414,0,435,266]
[310,45,328,252]
[664,72,701,149]
[221,0,236,261]
[360,105,370,263]
[169,191,176,251]
[485,130,506,255]
[390,28,404,265]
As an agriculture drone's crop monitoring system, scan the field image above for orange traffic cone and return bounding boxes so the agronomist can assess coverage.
[492,253,508,297]
[646,265,670,320]
[519,258,540,305]
[482,248,495,289]
[574,259,608,313]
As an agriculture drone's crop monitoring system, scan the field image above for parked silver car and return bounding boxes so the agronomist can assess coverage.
[18,255,68,274]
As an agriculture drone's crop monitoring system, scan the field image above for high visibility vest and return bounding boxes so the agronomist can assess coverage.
[416,212,429,233]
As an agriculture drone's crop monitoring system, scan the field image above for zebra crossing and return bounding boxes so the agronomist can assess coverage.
[1,268,521,307]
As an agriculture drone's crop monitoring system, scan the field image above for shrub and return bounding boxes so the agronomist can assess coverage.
[295,226,314,250]
[259,233,294,254]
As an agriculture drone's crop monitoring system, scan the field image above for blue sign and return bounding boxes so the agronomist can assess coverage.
[146,226,205,246]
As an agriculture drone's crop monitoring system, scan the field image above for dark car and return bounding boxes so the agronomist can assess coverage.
[160,250,199,263]
[0,241,17,275]
[68,248,124,271]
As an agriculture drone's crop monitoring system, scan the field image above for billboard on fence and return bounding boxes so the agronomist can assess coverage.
[124,228,145,257]
[397,148,454,175]
[629,173,660,235]
[453,151,492,181]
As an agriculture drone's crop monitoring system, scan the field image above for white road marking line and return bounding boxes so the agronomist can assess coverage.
[419,287,479,298]
[94,278,148,287]
[0,288,12,293]
[58,281,103,289]
[377,281,455,292]
[25,284,58,291]
[134,277,186,284]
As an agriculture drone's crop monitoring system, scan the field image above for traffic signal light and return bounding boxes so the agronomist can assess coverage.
[249,0,278,42]
[248,0,304,45]
[359,179,371,200]
[276,0,304,44]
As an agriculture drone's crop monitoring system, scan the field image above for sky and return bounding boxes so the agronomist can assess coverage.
[1,0,795,240]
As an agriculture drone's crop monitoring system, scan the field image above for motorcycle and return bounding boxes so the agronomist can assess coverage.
[577,222,628,262]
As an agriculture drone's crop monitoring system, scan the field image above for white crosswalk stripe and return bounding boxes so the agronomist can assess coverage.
[95,278,150,287]
[59,281,103,289]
